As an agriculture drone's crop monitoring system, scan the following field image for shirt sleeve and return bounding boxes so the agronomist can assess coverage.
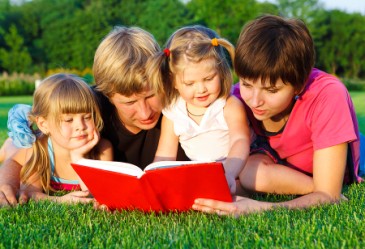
[309,80,357,150]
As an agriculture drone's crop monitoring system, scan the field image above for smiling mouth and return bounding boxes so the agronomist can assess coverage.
[196,95,209,101]
[74,134,88,139]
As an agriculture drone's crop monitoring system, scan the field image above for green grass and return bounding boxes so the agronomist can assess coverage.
[0,94,365,248]
[1,188,365,248]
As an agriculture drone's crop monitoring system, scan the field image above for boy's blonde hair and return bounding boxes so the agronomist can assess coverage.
[147,25,235,107]
[93,26,161,97]
[20,73,103,193]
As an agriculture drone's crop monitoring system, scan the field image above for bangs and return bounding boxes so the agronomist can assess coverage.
[235,57,288,87]
[49,79,95,118]
[113,69,150,96]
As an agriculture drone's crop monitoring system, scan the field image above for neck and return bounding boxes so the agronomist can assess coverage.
[186,107,205,117]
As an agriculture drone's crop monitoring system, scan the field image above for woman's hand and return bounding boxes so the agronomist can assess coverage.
[192,196,273,217]
[93,201,111,212]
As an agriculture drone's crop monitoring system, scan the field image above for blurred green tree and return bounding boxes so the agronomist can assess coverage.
[0,24,32,73]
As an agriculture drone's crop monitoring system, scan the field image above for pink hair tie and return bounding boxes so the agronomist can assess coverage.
[163,48,170,57]
[211,38,219,47]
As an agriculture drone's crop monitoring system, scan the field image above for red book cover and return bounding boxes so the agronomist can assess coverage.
[71,159,232,212]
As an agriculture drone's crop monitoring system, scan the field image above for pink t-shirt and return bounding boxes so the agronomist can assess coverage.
[233,68,361,183]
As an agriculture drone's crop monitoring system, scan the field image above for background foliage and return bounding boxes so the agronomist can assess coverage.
[0,0,364,81]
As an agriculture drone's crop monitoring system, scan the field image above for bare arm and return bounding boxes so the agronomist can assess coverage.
[223,96,251,193]
[0,138,19,163]
[20,171,93,204]
[70,131,113,191]
[154,115,179,162]
[78,137,113,191]
[240,153,314,195]
[193,143,348,216]
[0,146,33,207]
[0,158,22,206]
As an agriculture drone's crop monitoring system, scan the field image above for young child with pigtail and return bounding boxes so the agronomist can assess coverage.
[147,25,252,194]
[0,73,113,204]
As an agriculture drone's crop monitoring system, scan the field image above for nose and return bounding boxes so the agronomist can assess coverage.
[250,89,263,108]
[75,118,87,131]
[195,82,207,93]
[137,100,152,120]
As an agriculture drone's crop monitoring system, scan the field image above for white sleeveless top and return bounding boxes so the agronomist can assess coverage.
[163,97,229,161]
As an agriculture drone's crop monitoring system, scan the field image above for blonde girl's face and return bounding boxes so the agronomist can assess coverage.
[48,113,96,150]
[174,58,221,112]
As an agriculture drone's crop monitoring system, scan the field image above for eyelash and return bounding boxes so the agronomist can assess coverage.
[267,89,278,93]
[124,102,136,105]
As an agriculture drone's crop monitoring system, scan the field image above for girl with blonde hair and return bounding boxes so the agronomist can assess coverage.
[147,25,252,194]
[1,73,113,204]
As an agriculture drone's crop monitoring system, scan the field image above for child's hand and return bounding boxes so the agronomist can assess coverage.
[70,130,100,162]
[59,190,94,204]
[225,173,237,195]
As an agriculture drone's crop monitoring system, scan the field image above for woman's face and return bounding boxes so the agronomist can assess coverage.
[109,89,163,134]
[239,77,297,122]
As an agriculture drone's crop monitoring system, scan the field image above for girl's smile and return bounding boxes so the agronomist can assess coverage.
[174,58,221,110]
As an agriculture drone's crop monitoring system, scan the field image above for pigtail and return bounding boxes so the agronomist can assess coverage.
[214,37,235,66]
[7,103,54,193]
[210,37,236,99]
[20,133,54,194]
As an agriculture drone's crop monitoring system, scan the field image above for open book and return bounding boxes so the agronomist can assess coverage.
[71,159,232,212]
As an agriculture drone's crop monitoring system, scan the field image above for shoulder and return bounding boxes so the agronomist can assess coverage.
[12,140,41,165]
[162,97,185,120]
[224,95,245,113]
[223,96,247,122]
[305,69,348,96]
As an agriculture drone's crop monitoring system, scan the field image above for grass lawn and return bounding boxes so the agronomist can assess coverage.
[0,93,364,248]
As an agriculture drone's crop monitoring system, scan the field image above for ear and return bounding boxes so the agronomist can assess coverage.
[295,85,306,96]
[36,116,49,135]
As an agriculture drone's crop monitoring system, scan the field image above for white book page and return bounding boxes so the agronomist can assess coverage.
[144,160,213,171]
[75,159,144,178]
